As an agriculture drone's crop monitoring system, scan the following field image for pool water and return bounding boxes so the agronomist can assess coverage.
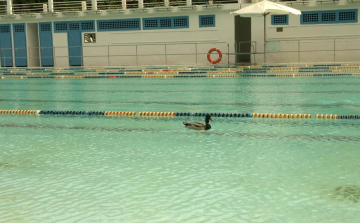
[0,77,360,222]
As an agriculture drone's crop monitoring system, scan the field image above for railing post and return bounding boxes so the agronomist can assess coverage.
[227,43,229,66]
[43,4,48,12]
[82,1,87,11]
[122,0,127,9]
[91,0,97,10]
[298,40,300,63]
[186,0,192,6]
[334,38,336,62]
[165,44,167,65]
[138,0,144,8]
[38,46,42,67]
[53,46,55,68]
[108,46,110,66]
[6,0,12,15]
[195,43,197,65]
[136,45,138,66]
[48,0,54,13]
[164,0,169,7]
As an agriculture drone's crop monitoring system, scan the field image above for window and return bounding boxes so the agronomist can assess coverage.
[40,23,51,32]
[54,22,68,32]
[160,19,171,28]
[143,16,189,30]
[174,18,188,27]
[69,23,80,30]
[81,21,95,31]
[199,15,215,27]
[14,24,25,32]
[302,13,319,23]
[55,21,95,32]
[271,15,288,25]
[322,12,336,22]
[301,9,358,24]
[144,19,158,28]
[0,25,10,33]
[339,11,356,21]
[97,19,141,31]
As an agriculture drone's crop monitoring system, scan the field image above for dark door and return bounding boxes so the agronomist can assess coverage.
[68,22,82,66]
[13,24,28,67]
[0,25,13,67]
[39,22,54,67]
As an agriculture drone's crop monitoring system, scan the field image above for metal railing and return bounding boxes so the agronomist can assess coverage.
[0,42,230,67]
[0,0,238,15]
[52,1,88,12]
[234,41,257,63]
[4,38,360,67]
[234,37,360,64]
[264,38,360,64]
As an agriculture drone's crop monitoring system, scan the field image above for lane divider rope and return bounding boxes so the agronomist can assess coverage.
[0,110,359,119]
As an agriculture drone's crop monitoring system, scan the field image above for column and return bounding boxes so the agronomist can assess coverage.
[48,0,54,12]
[92,0,97,10]
[6,0,12,14]
[138,0,143,8]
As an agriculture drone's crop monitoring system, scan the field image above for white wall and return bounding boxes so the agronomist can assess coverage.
[253,3,360,64]
[1,4,238,67]
[26,23,40,67]
[80,5,237,67]
[53,33,68,67]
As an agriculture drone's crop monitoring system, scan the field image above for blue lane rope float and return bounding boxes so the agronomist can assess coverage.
[1,110,360,120]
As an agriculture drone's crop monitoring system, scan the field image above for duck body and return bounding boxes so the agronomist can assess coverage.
[182,114,214,130]
[182,122,211,130]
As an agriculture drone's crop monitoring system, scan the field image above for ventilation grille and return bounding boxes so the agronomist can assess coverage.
[143,17,189,30]
[200,15,215,27]
[69,23,80,30]
[81,22,94,31]
[14,25,25,33]
[301,9,358,24]
[0,25,10,33]
[40,23,51,32]
[272,15,288,25]
[303,13,319,23]
[98,19,140,31]
[55,23,68,32]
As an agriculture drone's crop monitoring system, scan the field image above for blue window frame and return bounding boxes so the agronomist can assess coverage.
[301,9,358,24]
[54,22,68,32]
[143,16,189,30]
[199,15,215,27]
[40,23,51,32]
[54,21,95,32]
[97,19,141,31]
[81,21,95,31]
[271,15,288,25]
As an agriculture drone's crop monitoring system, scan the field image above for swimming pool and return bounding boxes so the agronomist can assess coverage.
[0,76,359,222]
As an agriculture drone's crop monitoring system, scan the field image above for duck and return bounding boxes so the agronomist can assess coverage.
[182,114,214,130]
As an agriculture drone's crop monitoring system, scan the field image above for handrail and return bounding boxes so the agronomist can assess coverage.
[0,0,238,15]
[0,42,231,67]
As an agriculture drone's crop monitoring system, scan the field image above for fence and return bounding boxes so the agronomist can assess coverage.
[235,38,360,64]
[3,38,360,67]
[0,42,231,67]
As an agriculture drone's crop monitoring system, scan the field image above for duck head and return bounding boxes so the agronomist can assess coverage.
[205,114,214,124]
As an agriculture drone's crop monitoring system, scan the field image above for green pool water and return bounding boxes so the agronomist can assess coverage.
[0,76,360,222]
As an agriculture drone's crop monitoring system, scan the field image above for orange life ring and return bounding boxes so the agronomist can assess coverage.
[207,48,222,64]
